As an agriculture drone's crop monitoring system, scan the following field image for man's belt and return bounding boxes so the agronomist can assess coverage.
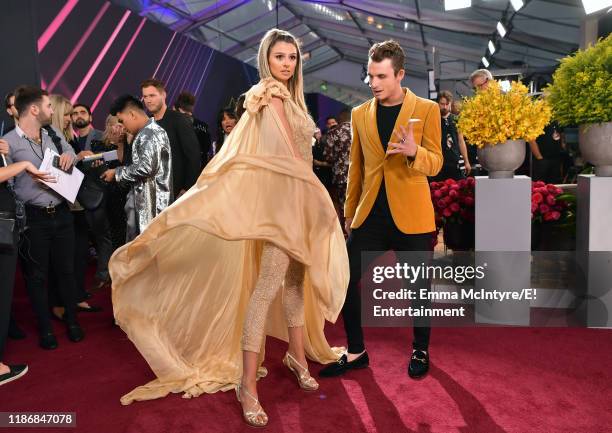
[25,202,67,216]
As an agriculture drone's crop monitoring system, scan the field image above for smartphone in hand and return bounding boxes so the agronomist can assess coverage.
[52,155,74,174]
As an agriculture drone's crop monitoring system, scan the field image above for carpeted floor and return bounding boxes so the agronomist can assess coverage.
[2,268,612,433]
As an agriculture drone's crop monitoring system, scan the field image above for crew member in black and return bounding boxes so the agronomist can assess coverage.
[530,121,564,184]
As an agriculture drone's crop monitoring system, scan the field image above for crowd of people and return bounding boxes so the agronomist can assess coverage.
[0,27,571,429]
[0,78,254,385]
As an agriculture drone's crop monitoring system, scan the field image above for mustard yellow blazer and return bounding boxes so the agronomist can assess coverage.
[344,88,443,234]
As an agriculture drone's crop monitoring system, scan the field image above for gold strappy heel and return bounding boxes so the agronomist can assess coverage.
[282,352,319,391]
[236,383,268,428]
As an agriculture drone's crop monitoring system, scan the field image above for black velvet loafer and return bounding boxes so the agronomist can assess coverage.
[319,352,369,378]
[408,350,429,379]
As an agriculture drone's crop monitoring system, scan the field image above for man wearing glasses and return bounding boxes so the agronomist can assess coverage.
[470,69,493,91]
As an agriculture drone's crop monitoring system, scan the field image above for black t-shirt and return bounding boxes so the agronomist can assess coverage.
[312,138,325,161]
[441,114,460,159]
[192,117,211,166]
[536,122,563,159]
[372,103,402,216]
[377,103,402,151]
[74,135,88,152]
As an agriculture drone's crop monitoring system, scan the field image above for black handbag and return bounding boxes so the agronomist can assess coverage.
[0,213,15,250]
[76,173,106,210]
[0,164,22,251]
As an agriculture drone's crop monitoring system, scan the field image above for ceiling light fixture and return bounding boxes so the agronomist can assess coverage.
[581,0,612,14]
[482,56,490,67]
[509,0,524,11]
[444,0,471,10]
[488,40,496,55]
[496,21,507,38]
[310,3,345,20]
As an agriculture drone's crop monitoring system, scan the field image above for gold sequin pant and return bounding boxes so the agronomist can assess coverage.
[241,242,305,353]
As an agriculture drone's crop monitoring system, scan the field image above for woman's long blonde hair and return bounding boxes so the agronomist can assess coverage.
[49,94,74,142]
[102,114,119,144]
[257,29,308,113]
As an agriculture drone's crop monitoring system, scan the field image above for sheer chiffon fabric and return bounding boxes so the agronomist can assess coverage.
[110,78,349,405]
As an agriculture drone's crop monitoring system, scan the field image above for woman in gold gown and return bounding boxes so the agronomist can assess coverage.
[109,29,349,427]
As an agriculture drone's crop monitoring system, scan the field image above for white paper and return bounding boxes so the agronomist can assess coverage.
[102,149,118,162]
[40,148,84,204]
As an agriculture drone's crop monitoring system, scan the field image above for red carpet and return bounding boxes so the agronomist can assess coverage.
[2,268,612,433]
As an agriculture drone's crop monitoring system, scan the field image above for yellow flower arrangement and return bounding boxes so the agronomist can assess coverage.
[457,80,552,148]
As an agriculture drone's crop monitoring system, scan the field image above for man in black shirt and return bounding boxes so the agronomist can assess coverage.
[173,91,211,168]
[430,91,470,181]
[141,79,201,199]
[320,41,442,380]
[529,121,564,184]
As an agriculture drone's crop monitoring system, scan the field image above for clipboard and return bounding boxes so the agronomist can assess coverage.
[39,148,84,203]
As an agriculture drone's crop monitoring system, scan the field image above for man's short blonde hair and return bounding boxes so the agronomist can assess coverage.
[469,69,493,83]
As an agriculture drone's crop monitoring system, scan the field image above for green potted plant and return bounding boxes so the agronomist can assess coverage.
[458,80,552,179]
[546,34,612,177]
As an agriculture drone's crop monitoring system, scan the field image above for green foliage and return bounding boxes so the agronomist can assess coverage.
[546,34,612,126]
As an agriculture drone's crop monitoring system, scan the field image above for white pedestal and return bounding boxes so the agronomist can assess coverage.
[474,176,531,325]
[576,175,612,328]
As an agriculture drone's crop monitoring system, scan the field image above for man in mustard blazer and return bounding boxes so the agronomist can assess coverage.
[320,41,442,379]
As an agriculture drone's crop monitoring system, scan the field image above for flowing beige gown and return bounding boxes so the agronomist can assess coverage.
[110,78,349,405]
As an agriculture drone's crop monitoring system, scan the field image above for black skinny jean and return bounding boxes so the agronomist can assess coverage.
[19,204,77,335]
[342,211,433,353]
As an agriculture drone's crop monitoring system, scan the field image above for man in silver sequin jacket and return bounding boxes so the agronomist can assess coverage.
[101,95,172,240]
